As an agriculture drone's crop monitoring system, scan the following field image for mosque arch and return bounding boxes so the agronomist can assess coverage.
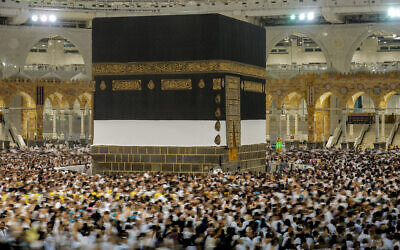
[266,32,330,72]
[24,34,85,79]
[346,92,375,113]
[381,91,400,115]
[315,92,342,140]
[348,29,400,73]
[9,91,36,140]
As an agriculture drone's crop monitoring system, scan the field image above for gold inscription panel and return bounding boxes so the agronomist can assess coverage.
[112,80,142,91]
[243,81,263,93]
[161,79,192,90]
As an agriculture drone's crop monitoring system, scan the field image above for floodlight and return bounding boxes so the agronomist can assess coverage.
[49,15,57,23]
[40,15,48,22]
[31,15,38,22]
[307,12,315,21]
[299,13,305,21]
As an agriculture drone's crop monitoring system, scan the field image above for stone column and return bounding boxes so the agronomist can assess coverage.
[322,113,325,145]
[35,105,44,146]
[375,112,379,143]
[307,105,315,145]
[60,109,65,141]
[314,113,317,143]
[341,110,348,149]
[80,110,85,140]
[286,113,290,139]
[89,109,93,143]
[52,109,57,140]
[349,124,354,137]
[278,110,281,139]
[266,109,270,143]
[26,112,30,141]
[381,111,385,141]
[294,110,299,139]
[373,111,381,150]
[68,108,73,142]
[4,108,9,149]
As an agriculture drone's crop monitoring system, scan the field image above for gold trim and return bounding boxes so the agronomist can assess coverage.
[215,94,221,104]
[214,135,221,145]
[213,78,223,90]
[92,60,266,79]
[147,80,155,90]
[100,81,106,91]
[161,79,192,90]
[243,81,263,93]
[198,79,205,89]
[215,108,221,118]
[215,121,221,132]
[112,80,142,91]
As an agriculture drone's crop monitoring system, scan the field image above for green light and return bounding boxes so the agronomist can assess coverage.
[290,14,296,20]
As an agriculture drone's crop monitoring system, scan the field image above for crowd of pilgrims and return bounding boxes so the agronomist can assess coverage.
[0,146,400,249]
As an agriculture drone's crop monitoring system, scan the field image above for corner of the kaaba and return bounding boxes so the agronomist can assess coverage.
[91,14,266,175]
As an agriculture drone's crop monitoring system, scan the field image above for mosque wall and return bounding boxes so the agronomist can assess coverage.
[0,21,400,79]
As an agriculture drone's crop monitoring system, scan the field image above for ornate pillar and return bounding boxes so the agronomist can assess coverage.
[52,109,57,140]
[307,105,315,144]
[80,109,85,140]
[306,83,315,148]
[36,105,44,143]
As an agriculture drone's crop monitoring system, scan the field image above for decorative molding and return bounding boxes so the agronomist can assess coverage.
[214,135,221,145]
[213,78,223,90]
[215,108,221,118]
[147,80,155,90]
[225,75,241,148]
[243,81,263,93]
[161,79,192,90]
[112,80,142,91]
[100,81,106,91]
[92,60,266,79]
[215,121,221,132]
[215,94,221,104]
[198,79,205,89]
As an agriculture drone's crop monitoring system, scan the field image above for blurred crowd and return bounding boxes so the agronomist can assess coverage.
[0,147,399,249]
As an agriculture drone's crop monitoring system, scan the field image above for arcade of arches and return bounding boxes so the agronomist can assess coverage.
[266,72,400,149]
[0,78,94,148]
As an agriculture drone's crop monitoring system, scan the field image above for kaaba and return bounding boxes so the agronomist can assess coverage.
[91,14,266,174]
